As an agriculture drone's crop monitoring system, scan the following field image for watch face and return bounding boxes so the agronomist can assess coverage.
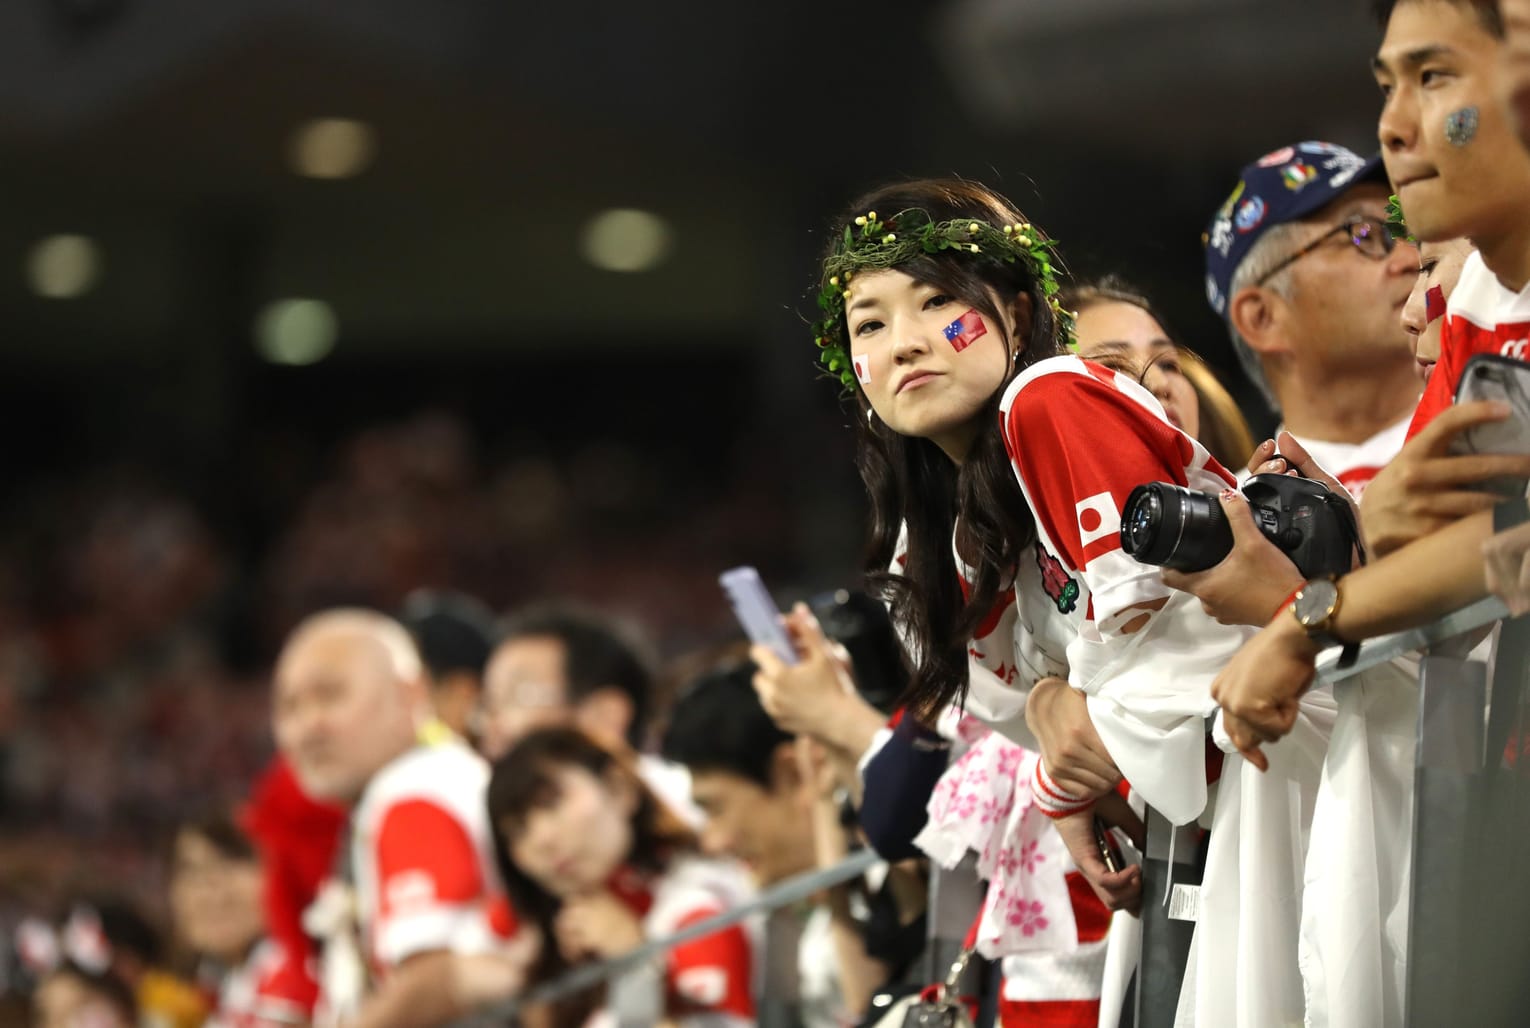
[1294,579,1339,627]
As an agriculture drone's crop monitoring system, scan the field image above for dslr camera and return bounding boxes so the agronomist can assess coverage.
[1119,472,1357,579]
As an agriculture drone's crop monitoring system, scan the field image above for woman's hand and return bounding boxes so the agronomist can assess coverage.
[751,604,885,758]
[1024,677,1121,798]
[1160,489,1304,626]
[554,892,645,962]
[1052,800,1142,915]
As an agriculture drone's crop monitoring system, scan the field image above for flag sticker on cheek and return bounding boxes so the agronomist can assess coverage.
[852,354,872,385]
[1425,284,1446,325]
[943,309,988,352]
[1445,106,1479,147]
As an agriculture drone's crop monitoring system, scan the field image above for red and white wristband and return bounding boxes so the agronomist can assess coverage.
[1031,760,1093,819]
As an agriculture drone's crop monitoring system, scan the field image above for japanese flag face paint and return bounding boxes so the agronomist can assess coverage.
[942,309,988,352]
[1444,106,1479,147]
[1425,284,1446,325]
[852,354,871,386]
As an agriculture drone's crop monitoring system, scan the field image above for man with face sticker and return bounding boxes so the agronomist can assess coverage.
[272,609,523,1027]
[1502,0,1530,150]
[1378,2,1530,438]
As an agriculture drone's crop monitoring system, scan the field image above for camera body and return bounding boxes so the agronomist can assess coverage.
[1120,472,1355,579]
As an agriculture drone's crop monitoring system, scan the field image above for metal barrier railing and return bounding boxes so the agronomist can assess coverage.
[1132,595,1518,1028]
[454,848,880,1027]
[456,597,1528,1027]
[1313,594,1530,1025]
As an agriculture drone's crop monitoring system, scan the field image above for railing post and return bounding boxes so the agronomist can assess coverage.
[1133,807,1201,1028]
[607,958,665,1028]
[923,854,985,992]
[1403,652,1486,1026]
[758,905,803,1028]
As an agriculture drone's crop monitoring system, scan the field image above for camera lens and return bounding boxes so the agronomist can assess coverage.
[1119,483,1234,572]
[1123,489,1163,554]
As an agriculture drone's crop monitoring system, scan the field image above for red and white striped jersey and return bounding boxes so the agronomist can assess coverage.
[350,740,514,973]
[1409,249,1530,438]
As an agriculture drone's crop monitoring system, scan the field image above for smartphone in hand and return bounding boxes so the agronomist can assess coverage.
[1093,816,1124,874]
[1450,353,1530,497]
[719,566,798,665]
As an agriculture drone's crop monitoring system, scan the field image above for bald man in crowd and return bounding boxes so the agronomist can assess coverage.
[272,609,519,1028]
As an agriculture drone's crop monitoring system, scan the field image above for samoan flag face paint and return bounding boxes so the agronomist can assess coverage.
[943,309,988,352]
[1425,285,1446,326]
[852,354,872,386]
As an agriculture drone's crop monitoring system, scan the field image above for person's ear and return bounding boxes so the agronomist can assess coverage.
[1228,286,1291,358]
[574,688,635,746]
[602,764,640,818]
[767,740,802,794]
[1009,291,1035,357]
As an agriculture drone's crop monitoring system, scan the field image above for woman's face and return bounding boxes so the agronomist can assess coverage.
[844,268,1021,461]
[33,973,131,1028]
[1073,301,1200,439]
[503,764,636,899]
[169,830,264,961]
[1400,238,1474,379]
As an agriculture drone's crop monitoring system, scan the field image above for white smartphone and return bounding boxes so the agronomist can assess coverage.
[718,566,798,665]
[1449,353,1530,498]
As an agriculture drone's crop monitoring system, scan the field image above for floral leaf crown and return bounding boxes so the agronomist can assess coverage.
[811,208,1075,393]
[1386,194,1414,244]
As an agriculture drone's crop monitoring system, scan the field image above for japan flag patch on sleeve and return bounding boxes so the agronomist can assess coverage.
[1076,491,1122,548]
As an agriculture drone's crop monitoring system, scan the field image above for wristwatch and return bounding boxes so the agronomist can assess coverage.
[1291,577,1360,667]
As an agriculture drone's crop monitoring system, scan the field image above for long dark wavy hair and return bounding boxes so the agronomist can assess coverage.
[486,727,696,1025]
[824,178,1065,718]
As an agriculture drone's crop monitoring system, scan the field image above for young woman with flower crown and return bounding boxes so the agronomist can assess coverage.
[795,177,1258,1022]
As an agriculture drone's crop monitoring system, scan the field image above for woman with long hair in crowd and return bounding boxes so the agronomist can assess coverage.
[791,177,1257,1023]
[486,726,754,1028]
[1065,275,1256,470]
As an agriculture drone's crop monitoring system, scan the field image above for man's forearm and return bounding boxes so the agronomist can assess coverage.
[1331,509,1493,642]
[351,950,467,1028]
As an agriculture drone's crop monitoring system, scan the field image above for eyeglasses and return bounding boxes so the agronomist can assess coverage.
[1254,215,1397,286]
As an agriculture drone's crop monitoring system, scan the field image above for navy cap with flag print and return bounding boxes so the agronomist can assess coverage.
[1202,141,1387,318]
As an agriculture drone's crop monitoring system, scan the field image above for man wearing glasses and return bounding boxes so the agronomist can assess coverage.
[1204,140,1420,499]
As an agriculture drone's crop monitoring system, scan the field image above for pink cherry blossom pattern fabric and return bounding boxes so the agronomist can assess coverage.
[913,720,1077,958]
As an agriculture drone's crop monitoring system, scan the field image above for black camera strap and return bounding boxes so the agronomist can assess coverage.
[1326,494,1367,567]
